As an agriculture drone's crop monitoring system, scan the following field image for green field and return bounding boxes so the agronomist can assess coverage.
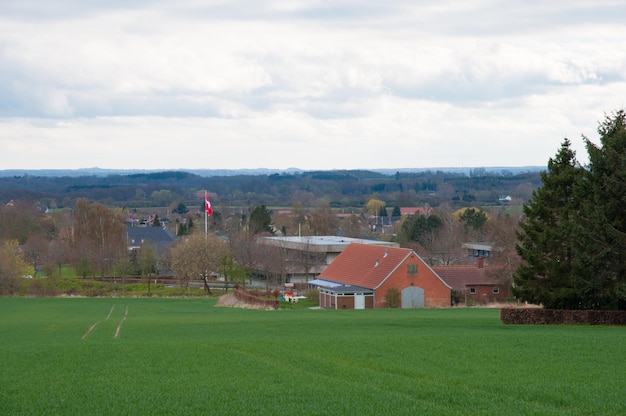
[1,298,624,415]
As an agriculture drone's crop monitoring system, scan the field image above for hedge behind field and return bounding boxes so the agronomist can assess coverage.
[500,308,626,325]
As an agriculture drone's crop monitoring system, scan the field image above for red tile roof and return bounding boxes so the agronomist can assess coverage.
[431,265,503,291]
[318,243,415,289]
[400,207,425,216]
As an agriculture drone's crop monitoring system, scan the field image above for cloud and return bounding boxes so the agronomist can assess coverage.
[0,0,625,169]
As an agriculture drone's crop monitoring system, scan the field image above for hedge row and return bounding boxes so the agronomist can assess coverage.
[500,308,626,325]
[234,290,280,310]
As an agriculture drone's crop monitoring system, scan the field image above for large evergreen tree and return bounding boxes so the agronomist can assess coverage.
[514,139,583,309]
[574,110,626,309]
[401,213,443,249]
[248,205,273,235]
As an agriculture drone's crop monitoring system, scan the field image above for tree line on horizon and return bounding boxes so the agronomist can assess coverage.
[0,165,541,211]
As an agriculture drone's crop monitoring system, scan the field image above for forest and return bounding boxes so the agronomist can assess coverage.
[0,167,542,211]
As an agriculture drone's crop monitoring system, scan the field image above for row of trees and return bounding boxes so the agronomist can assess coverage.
[515,110,626,310]
[0,166,541,213]
[1,192,519,295]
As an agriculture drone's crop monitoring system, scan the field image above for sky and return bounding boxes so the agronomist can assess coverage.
[1,0,625,171]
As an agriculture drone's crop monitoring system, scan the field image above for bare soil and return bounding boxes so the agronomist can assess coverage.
[215,292,277,310]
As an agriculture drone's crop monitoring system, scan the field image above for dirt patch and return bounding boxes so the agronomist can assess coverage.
[215,293,277,310]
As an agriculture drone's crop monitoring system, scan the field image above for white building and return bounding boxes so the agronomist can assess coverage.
[257,236,399,283]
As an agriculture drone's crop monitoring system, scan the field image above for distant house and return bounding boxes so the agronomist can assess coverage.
[126,226,177,256]
[432,260,511,305]
[399,207,428,216]
[310,243,452,309]
[126,226,177,276]
[462,242,493,264]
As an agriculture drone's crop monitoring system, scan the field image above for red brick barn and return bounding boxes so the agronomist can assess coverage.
[312,243,452,309]
[432,262,512,305]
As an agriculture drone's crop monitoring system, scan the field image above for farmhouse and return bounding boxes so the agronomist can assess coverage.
[127,225,177,255]
[310,243,452,309]
[432,259,511,305]
[126,225,177,276]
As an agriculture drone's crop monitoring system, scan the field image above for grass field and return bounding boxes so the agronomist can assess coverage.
[1,298,624,415]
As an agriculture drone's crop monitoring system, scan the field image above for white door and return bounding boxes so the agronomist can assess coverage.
[402,286,425,308]
[354,293,365,309]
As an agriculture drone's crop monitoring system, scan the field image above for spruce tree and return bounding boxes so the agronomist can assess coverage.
[514,139,583,308]
[249,205,273,235]
[575,110,626,309]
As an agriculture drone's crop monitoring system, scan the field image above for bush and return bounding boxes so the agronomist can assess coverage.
[500,308,626,325]
[304,288,319,303]
[385,287,401,308]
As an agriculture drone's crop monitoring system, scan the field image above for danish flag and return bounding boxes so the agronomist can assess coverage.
[205,192,213,217]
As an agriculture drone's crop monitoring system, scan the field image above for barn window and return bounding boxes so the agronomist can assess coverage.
[469,287,476,294]
[493,287,500,294]
[407,263,418,275]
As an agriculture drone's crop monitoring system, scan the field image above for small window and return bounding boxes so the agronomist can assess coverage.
[493,287,500,294]
[407,264,418,275]
[469,287,476,294]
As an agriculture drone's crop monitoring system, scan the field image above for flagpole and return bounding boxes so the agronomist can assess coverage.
[204,190,208,239]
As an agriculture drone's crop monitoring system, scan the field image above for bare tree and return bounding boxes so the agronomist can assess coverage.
[229,231,258,285]
[136,242,157,295]
[0,201,43,244]
[342,213,365,238]
[307,203,338,236]
[48,237,71,279]
[484,213,521,284]
[254,243,285,289]
[291,237,326,282]
[170,232,229,295]
[72,199,126,277]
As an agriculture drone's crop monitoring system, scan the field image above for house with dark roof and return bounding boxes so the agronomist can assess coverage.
[126,226,177,276]
[432,259,511,305]
[126,226,177,255]
[311,243,452,309]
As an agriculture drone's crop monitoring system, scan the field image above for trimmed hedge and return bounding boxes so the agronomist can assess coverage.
[500,308,626,325]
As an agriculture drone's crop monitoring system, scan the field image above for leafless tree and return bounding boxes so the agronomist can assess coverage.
[72,199,126,277]
[253,243,285,289]
[170,232,229,295]
[307,203,338,235]
[290,237,326,282]
[229,231,258,285]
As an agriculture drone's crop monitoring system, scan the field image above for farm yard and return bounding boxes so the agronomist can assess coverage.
[1,298,624,415]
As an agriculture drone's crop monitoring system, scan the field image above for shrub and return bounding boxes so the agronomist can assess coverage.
[500,308,626,325]
[385,287,401,308]
[304,288,319,303]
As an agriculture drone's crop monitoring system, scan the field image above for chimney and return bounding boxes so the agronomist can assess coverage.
[477,257,484,269]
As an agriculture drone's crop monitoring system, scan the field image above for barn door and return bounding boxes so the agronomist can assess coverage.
[354,294,365,309]
[402,286,425,308]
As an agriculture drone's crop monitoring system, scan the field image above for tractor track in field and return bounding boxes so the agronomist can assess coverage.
[81,304,128,339]
[114,305,129,338]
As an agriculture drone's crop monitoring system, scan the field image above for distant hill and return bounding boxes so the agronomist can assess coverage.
[0,166,544,178]
[0,166,544,210]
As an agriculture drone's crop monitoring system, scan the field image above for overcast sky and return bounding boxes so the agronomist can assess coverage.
[1,1,625,171]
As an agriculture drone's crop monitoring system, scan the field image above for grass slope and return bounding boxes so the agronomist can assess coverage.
[1,298,624,415]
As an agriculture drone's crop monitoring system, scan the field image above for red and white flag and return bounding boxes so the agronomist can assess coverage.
[205,192,213,217]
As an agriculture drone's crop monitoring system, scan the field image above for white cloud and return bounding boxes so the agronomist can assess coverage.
[0,0,625,170]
